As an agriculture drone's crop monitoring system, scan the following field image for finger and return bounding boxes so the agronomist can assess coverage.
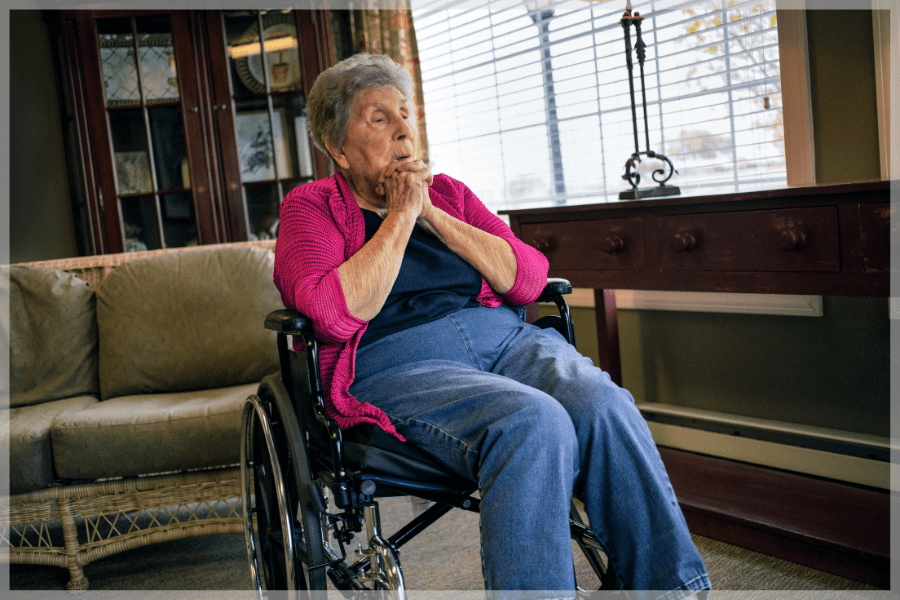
[402,159,432,182]
[386,157,425,173]
[391,160,432,186]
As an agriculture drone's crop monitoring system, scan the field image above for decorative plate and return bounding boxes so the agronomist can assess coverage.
[234,13,302,94]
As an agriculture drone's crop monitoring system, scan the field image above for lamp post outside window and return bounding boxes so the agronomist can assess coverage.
[526,0,566,204]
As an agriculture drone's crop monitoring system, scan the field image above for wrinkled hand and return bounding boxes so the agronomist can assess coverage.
[375,158,433,220]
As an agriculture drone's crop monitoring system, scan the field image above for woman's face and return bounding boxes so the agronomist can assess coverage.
[327,85,417,204]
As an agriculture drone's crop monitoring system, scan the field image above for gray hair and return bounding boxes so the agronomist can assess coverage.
[306,53,414,161]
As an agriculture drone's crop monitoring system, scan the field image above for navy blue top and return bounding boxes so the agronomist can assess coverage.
[358,209,482,347]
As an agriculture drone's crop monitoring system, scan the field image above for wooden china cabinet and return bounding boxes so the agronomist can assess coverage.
[46,9,338,255]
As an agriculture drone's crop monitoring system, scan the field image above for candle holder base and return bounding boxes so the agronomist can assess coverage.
[619,184,681,200]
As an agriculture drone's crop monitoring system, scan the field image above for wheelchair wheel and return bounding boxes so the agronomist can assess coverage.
[240,378,328,592]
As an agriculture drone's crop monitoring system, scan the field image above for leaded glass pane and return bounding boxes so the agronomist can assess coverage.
[99,34,140,107]
[137,33,180,103]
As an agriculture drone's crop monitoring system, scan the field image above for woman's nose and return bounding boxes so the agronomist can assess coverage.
[395,116,414,140]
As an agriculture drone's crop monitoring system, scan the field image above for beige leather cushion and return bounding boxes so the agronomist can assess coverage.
[51,383,255,480]
[5,396,99,494]
[3,265,99,408]
[96,246,282,400]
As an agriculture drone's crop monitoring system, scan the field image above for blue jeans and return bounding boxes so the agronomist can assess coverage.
[350,305,710,598]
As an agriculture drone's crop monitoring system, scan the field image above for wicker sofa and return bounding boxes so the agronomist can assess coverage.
[2,240,280,589]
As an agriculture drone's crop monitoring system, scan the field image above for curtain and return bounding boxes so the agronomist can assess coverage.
[349,6,430,165]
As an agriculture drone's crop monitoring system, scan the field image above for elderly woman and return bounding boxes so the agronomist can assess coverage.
[274,53,709,598]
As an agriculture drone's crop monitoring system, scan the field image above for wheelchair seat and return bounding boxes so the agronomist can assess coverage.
[240,278,613,595]
[341,423,477,496]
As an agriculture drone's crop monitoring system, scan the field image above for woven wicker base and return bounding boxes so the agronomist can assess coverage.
[1,467,243,590]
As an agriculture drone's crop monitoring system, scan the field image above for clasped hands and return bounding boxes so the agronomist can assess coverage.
[373,158,434,224]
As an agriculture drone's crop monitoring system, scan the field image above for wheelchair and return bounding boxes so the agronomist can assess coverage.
[240,278,615,595]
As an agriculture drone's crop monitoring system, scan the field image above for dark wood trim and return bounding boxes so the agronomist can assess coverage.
[56,15,106,255]
[66,8,173,19]
[203,10,249,242]
[76,12,126,254]
[658,447,891,588]
[594,289,621,386]
[187,11,228,243]
[169,11,218,246]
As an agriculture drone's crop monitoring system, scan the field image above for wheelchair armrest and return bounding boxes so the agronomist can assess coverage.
[531,278,576,348]
[265,309,311,335]
[536,278,572,303]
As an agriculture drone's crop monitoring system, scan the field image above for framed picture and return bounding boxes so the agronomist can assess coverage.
[236,110,293,182]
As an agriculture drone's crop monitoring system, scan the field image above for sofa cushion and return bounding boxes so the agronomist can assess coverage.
[51,383,256,480]
[3,265,100,408]
[96,246,282,399]
[5,396,99,494]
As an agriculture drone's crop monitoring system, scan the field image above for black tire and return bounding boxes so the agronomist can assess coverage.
[241,376,328,592]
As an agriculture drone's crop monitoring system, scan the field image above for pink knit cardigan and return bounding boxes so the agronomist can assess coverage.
[274,172,550,440]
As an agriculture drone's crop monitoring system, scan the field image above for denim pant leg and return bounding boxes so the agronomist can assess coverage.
[492,326,711,597]
[350,357,580,593]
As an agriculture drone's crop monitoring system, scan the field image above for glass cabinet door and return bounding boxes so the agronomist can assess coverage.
[214,10,321,242]
[58,9,333,255]
[88,13,211,252]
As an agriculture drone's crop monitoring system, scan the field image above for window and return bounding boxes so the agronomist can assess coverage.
[412,0,786,213]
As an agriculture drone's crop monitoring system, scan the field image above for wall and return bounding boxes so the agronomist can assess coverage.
[9,10,78,263]
[807,10,882,185]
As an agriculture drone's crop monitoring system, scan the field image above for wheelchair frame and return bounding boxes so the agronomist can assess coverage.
[240,278,614,595]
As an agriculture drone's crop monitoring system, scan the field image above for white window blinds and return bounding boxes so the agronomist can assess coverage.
[411,0,786,212]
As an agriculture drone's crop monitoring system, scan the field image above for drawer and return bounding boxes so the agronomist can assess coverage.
[658,207,840,272]
[859,203,892,272]
[520,217,645,271]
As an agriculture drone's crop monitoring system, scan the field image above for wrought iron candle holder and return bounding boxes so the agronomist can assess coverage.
[617,2,680,200]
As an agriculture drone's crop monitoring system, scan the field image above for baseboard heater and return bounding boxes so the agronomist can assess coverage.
[637,402,893,490]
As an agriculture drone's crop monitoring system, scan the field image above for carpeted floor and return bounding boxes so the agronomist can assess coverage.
[7,496,881,593]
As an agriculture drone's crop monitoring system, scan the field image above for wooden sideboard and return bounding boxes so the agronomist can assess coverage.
[505,180,891,383]
[503,180,893,588]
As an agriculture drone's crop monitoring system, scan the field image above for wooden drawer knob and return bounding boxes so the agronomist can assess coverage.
[779,229,807,251]
[601,236,625,254]
[672,232,696,253]
[532,238,553,253]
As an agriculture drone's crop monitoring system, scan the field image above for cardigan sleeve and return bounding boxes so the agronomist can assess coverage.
[449,177,550,306]
[274,183,367,345]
